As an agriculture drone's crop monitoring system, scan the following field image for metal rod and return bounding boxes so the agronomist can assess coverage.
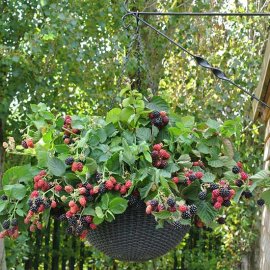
[127,11,270,17]
[129,13,270,109]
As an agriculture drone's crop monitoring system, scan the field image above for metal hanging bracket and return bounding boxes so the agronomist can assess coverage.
[122,9,270,109]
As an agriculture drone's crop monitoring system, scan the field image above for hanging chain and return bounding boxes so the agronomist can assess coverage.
[135,12,142,92]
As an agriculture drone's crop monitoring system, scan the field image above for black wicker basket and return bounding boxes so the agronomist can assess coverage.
[87,202,190,262]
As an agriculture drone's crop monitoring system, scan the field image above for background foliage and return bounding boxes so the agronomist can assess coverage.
[1,0,270,269]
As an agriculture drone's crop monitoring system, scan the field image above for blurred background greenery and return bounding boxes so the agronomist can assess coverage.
[1,0,269,269]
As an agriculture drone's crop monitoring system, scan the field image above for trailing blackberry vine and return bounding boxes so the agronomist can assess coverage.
[1,87,270,240]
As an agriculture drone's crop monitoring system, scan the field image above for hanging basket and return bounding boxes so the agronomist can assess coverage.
[87,201,190,262]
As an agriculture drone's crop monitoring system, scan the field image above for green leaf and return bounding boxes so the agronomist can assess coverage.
[55,144,70,154]
[208,159,224,168]
[181,116,195,128]
[0,201,8,212]
[109,197,128,214]
[36,150,48,168]
[93,216,104,225]
[106,153,120,173]
[261,189,270,207]
[197,143,210,154]
[71,116,84,129]
[119,107,134,122]
[250,170,270,181]
[181,180,201,200]
[2,165,37,186]
[206,119,220,130]
[139,181,153,199]
[47,156,66,176]
[234,187,244,203]
[4,184,26,200]
[85,158,97,174]
[122,139,135,165]
[83,206,95,216]
[153,210,171,219]
[195,200,217,226]
[146,96,169,112]
[101,194,110,210]
[95,206,104,218]
[106,108,122,123]
[201,172,215,183]
[136,127,151,142]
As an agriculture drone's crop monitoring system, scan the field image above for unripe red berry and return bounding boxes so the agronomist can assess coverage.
[39,170,47,176]
[153,144,162,151]
[29,225,36,232]
[65,185,73,193]
[78,187,86,194]
[195,171,204,179]
[105,180,114,190]
[241,172,248,181]
[36,222,43,230]
[179,205,188,212]
[30,191,39,198]
[51,200,57,208]
[125,180,132,189]
[114,183,121,191]
[79,196,87,207]
[55,185,62,192]
[109,176,117,184]
[26,138,34,148]
[69,200,75,207]
[64,138,71,144]
[162,116,169,125]
[90,223,97,230]
[214,202,222,209]
[37,179,45,188]
[172,177,179,184]
[216,196,224,203]
[120,185,127,195]
[160,111,167,117]
[34,175,42,182]
[146,205,152,214]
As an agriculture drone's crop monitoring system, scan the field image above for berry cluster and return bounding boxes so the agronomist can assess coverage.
[65,157,84,172]
[149,111,169,129]
[101,177,132,195]
[211,181,235,209]
[62,115,80,145]
[151,143,170,169]
[0,218,19,239]
[21,138,34,149]
[183,168,204,186]
[232,162,250,187]
[146,197,197,221]
[33,170,50,191]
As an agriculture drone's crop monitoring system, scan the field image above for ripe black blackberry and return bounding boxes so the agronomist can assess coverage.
[153,117,163,128]
[11,218,18,227]
[86,195,94,202]
[217,217,226,224]
[63,134,70,140]
[232,166,240,174]
[94,172,102,181]
[189,204,197,215]
[44,200,51,209]
[66,226,73,234]
[151,150,159,160]
[21,140,28,149]
[210,183,219,191]
[189,174,197,181]
[99,183,106,194]
[198,191,207,200]
[152,111,160,118]
[35,197,43,206]
[75,225,84,235]
[150,200,159,207]
[80,217,88,227]
[2,220,10,230]
[58,214,67,222]
[68,217,77,226]
[167,198,175,207]
[172,221,183,230]
[159,160,167,169]
[28,199,33,207]
[0,195,8,201]
[182,211,191,219]
[244,190,253,199]
[220,188,230,198]
[235,179,244,187]
[30,204,39,213]
[222,200,231,207]
[128,195,139,206]
[257,199,265,206]
[65,157,74,165]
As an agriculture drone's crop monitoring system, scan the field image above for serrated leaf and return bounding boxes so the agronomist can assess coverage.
[250,170,270,181]
[139,181,153,199]
[0,201,8,212]
[83,206,95,216]
[109,197,128,214]
[106,108,122,123]
[153,210,171,219]
[261,189,270,207]
[136,127,151,142]
[93,216,104,225]
[195,200,217,226]
[95,206,104,218]
[234,187,244,203]
[181,180,201,200]
[206,119,220,130]
[201,172,215,183]
[47,156,66,176]
[4,184,26,200]
[208,159,224,168]
[85,158,97,174]
[146,96,169,112]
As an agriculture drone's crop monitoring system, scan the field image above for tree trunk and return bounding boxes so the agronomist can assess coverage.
[0,118,7,270]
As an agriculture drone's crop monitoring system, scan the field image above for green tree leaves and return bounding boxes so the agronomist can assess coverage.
[47,157,66,176]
